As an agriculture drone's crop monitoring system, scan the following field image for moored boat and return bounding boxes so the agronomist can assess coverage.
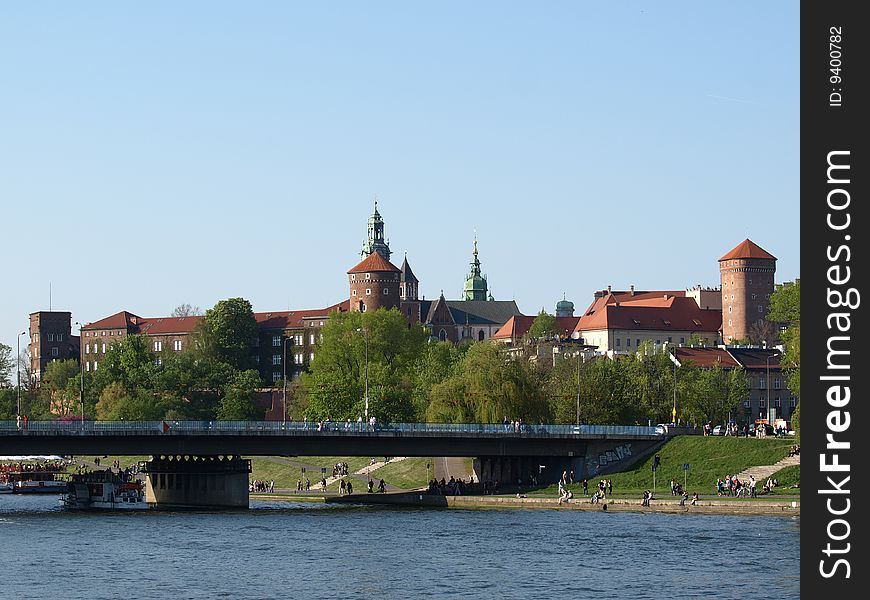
[61,469,149,510]
[1,461,69,494]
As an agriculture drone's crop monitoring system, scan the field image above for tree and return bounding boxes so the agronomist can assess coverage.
[685,333,711,347]
[748,319,778,347]
[216,370,263,420]
[41,359,81,416]
[172,304,202,317]
[411,341,463,418]
[0,343,13,386]
[427,343,551,423]
[677,364,748,425]
[303,309,428,422]
[768,280,800,397]
[527,310,559,340]
[194,298,259,371]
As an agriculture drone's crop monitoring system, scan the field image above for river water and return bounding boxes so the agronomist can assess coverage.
[1,495,799,599]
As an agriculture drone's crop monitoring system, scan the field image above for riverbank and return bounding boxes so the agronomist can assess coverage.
[253,491,799,516]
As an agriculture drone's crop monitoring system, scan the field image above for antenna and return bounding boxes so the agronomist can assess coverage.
[49,282,52,311]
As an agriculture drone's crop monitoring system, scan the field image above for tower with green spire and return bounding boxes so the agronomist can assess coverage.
[360,201,391,261]
[462,237,489,301]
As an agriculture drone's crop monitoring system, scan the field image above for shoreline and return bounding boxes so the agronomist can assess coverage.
[252,492,800,516]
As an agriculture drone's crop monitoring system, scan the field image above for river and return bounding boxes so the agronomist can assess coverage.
[1,495,799,599]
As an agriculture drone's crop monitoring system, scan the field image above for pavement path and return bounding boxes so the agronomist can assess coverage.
[433,457,472,482]
[735,453,800,483]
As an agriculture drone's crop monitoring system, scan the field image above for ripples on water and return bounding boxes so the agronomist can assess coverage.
[0,495,799,600]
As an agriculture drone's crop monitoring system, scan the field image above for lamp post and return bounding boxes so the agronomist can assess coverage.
[282,337,290,426]
[356,327,369,426]
[17,330,26,425]
[75,322,84,428]
[575,348,581,425]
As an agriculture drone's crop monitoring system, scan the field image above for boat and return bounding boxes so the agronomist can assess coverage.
[61,469,150,510]
[0,482,13,494]
[0,464,68,494]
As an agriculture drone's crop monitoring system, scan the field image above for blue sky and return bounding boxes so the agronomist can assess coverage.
[0,2,799,352]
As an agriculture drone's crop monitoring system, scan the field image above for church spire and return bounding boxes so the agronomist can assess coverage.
[360,200,391,260]
[463,235,489,301]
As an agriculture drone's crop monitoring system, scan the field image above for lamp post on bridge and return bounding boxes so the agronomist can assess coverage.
[282,337,291,426]
[75,322,84,429]
[17,331,26,427]
[356,327,369,427]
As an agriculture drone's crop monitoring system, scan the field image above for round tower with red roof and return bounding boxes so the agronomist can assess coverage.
[719,239,777,344]
[348,252,402,313]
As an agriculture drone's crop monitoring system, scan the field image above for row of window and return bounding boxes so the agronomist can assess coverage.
[741,398,797,409]
[271,334,319,346]
[614,336,686,348]
[84,330,124,337]
[44,333,64,342]
[351,273,400,281]
[351,288,391,297]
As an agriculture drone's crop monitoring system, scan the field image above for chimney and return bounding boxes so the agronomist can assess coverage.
[630,285,635,296]
[607,285,612,293]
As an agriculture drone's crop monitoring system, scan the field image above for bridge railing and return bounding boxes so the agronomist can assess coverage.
[0,420,663,437]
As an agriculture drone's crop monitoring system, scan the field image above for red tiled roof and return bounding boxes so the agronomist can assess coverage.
[348,252,401,274]
[575,295,721,333]
[492,315,581,340]
[84,300,350,336]
[82,311,141,330]
[719,239,776,261]
[673,347,739,368]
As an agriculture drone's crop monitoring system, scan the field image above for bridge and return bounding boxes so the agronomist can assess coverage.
[1,420,665,457]
[2,421,671,508]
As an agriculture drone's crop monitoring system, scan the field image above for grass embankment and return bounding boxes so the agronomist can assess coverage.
[765,465,800,495]
[374,457,432,489]
[530,436,795,498]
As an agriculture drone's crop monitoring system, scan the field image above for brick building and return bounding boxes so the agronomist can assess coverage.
[719,239,777,344]
[28,311,80,383]
[669,346,795,425]
[80,302,348,384]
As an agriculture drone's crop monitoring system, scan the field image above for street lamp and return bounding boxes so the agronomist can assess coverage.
[17,331,25,426]
[282,337,291,426]
[575,348,581,426]
[356,327,369,426]
[75,322,84,428]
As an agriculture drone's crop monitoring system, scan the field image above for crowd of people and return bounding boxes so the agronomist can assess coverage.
[502,416,526,433]
[0,461,67,473]
[427,476,472,495]
[715,474,759,498]
[249,479,275,493]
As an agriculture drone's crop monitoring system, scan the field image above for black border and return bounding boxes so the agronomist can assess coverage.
[802,3,867,595]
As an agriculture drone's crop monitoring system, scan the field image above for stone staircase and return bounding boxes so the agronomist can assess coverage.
[736,454,800,482]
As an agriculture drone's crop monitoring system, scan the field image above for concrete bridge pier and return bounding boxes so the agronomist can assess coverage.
[142,455,251,509]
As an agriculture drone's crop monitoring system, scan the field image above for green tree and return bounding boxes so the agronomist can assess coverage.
[768,280,800,397]
[0,342,13,386]
[42,359,82,416]
[427,343,551,423]
[677,363,748,425]
[216,370,263,420]
[527,310,559,339]
[303,308,428,422]
[411,341,463,418]
[194,298,259,371]
[95,382,171,421]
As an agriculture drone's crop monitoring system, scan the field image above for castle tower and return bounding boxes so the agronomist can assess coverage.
[462,237,489,301]
[719,239,777,344]
[360,201,391,261]
[399,254,419,301]
[555,294,574,317]
[348,252,402,313]
[28,311,78,384]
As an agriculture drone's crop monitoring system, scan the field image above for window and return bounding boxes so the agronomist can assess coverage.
[48,333,54,341]
[361,303,367,312]
[742,400,751,408]
[118,330,123,336]
[366,289,371,295]
[272,335,281,347]
[748,280,753,285]
[680,338,685,344]
[154,358,162,366]
[173,340,182,351]
[294,335,303,346]
[272,355,281,365]
[273,372,281,383]
[102,331,106,336]
[774,378,781,390]
[478,330,485,341]
[728,320,732,327]
[773,399,781,408]
[758,305,764,313]
[365,273,370,279]
[57,333,63,341]
[85,344,90,354]
[759,377,766,389]
[439,329,447,341]
[351,274,356,280]
[94,361,98,370]
[383,288,389,295]
[319,333,323,343]
[752,293,757,299]
[51,347,59,357]
[728,306,732,313]
[759,400,767,409]
[636,339,640,348]
[309,334,315,345]
[110,331,114,336]
[667,337,672,343]
[626,338,631,347]
[153,341,163,352]
[615,338,621,347]
[309,352,315,362]
[102,343,106,353]
[294,353,303,365]
[352,290,357,296]
[86,361,90,372]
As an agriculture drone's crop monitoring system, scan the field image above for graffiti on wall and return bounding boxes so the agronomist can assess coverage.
[597,443,632,468]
